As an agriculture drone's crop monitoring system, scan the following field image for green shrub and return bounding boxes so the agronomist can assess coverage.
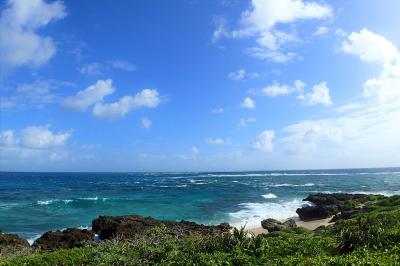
[334,209,400,252]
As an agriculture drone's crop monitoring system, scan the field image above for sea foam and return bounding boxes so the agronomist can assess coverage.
[262,193,278,199]
[228,199,306,229]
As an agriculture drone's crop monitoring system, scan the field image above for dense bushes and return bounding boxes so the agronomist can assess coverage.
[334,209,400,252]
[2,195,400,265]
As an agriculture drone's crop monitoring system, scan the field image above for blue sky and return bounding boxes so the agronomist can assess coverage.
[1,0,400,171]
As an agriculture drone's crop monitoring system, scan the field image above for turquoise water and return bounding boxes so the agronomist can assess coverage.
[1,168,400,243]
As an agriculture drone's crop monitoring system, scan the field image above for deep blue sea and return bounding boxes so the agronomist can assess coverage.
[1,168,400,244]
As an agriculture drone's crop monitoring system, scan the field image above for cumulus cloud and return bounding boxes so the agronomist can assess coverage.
[342,29,400,103]
[0,125,72,149]
[216,0,332,62]
[241,97,255,109]
[238,117,256,127]
[257,80,305,97]
[297,82,333,106]
[0,0,66,70]
[253,79,333,106]
[252,130,275,151]
[93,89,160,119]
[63,79,115,111]
[20,126,72,149]
[141,117,152,129]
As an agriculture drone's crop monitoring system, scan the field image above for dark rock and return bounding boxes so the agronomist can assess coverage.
[296,193,371,221]
[261,218,297,232]
[92,214,231,240]
[33,228,94,251]
[296,205,336,221]
[304,193,369,207]
[0,233,30,248]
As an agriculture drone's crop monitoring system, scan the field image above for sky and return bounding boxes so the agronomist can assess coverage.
[0,0,400,172]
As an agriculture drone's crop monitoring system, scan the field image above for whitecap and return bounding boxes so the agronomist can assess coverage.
[262,193,277,199]
[269,183,315,187]
[62,199,73,204]
[228,199,303,229]
[27,234,42,245]
[37,200,53,205]
[80,196,98,201]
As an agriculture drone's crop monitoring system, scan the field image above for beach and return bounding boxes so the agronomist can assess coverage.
[248,216,334,236]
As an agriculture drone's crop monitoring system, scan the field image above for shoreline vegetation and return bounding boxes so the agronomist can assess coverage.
[1,193,400,265]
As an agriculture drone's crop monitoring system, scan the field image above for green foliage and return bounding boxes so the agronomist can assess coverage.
[334,209,400,252]
[2,195,400,265]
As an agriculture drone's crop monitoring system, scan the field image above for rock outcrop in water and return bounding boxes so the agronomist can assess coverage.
[92,214,231,240]
[261,218,297,232]
[296,193,372,221]
[33,228,94,251]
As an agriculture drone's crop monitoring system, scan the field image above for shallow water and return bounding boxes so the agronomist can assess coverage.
[1,168,399,243]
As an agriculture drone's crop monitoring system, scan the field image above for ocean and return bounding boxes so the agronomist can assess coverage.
[1,168,400,244]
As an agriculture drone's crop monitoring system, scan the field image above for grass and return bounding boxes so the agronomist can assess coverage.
[2,195,400,265]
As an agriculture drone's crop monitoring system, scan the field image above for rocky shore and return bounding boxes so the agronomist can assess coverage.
[0,193,385,253]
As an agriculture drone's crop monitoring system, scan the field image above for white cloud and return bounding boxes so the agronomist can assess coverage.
[281,120,342,153]
[141,117,152,129]
[79,62,103,76]
[212,16,230,43]
[279,102,400,166]
[205,138,230,145]
[111,60,136,71]
[228,69,259,80]
[2,79,72,110]
[0,0,66,70]
[228,69,246,80]
[221,0,332,62]
[63,79,115,111]
[258,80,305,97]
[297,82,333,106]
[20,126,71,149]
[79,60,136,76]
[93,89,160,119]
[0,125,72,150]
[252,130,275,151]
[238,117,256,127]
[342,29,400,103]
[342,29,399,66]
[241,97,255,109]
[313,26,329,36]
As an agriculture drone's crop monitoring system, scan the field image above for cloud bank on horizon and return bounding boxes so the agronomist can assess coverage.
[1,0,400,171]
